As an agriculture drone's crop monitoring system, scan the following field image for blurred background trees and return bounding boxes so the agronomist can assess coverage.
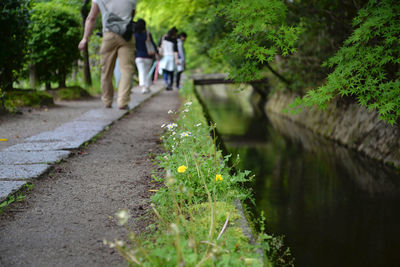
[0,0,398,123]
[0,0,31,91]
[28,2,81,89]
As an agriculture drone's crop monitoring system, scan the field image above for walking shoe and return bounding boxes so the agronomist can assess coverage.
[118,105,129,110]
[141,87,151,94]
[166,86,173,91]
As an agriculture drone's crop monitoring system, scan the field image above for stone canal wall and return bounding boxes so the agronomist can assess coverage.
[265,92,400,168]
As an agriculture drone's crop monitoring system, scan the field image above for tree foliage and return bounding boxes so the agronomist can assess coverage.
[28,1,81,88]
[138,0,300,82]
[280,0,369,91]
[0,0,31,91]
[212,0,300,83]
[137,0,224,72]
[295,0,400,124]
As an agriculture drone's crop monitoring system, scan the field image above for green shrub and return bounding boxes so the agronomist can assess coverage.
[28,1,81,88]
[0,0,31,91]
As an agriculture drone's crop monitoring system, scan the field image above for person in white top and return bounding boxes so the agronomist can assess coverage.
[176,32,187,89]
[78,0,137,109]
[158,27,180,91]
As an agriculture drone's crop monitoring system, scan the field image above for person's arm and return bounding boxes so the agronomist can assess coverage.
[78,2,100,51]
[173,39,180,64]
[174,52,179,65]
[178,41,185,61]
[150,34,157,51]
[150,33,160,59]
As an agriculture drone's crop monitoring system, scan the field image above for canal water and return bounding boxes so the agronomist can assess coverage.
[196,84,400,267]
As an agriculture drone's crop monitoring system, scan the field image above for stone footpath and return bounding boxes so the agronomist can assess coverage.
[0,85,163,203]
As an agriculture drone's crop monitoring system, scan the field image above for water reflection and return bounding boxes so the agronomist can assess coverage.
[196,84,400,267]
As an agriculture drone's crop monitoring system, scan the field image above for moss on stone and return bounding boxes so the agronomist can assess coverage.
[49,86,91,101]
[3,90,54,112]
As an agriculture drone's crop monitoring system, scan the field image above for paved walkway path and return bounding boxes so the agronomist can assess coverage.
[0,86,180,266]
[0,84,163,202]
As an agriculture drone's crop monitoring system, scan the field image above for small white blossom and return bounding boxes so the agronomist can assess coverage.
[168,110,174,114]
[172,131,176,135]
[182,109,189,113]
[170,223,179,234]
[166,123,177,130]
[115,240,125,247]
[115,209,130,225]
[195,123,202,127]
[180,131,191,138]
[184,102,193,107]
[161,123,166,128]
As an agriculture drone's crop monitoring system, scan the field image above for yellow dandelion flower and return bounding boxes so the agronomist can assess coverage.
[215,174,223,181]
[177,165,188,173]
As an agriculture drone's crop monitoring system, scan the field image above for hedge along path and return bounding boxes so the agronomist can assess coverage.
[0,88,180,266]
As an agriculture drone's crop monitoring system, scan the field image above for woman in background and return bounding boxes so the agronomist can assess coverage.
[158,27,179,91]
[176,32,187,89]
[134,19,158,94]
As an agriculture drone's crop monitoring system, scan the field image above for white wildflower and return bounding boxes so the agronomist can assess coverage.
[184,101,193,107]
[166,123,177,130]
[182,109,189,113]
[195,123,202,127]
[115,209,130,225]
[180,131,191,138]
[115,240,125,247]
[172,131,176,135]
[168,110,174,114]
[170,223,179,234]
[161,123,166,128]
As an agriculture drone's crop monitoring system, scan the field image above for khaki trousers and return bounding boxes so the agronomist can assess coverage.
[100,31,135,108]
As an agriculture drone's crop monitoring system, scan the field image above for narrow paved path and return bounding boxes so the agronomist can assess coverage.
[0,89,180,266]
[0,98,102,151]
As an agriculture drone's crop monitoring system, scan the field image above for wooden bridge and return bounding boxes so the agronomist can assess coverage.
[192,74,268,85]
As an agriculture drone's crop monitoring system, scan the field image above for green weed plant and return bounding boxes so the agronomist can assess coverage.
[107,82,293,266]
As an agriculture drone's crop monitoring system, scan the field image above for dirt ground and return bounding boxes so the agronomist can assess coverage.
[0,90,180,266]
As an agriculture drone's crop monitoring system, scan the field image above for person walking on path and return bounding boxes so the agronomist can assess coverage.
[176,32,187,89]
[158,27,179,91]
[134,19,158,94]
[78,0,137,109]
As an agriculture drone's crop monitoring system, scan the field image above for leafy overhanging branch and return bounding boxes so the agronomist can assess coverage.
[292,0,400,125]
